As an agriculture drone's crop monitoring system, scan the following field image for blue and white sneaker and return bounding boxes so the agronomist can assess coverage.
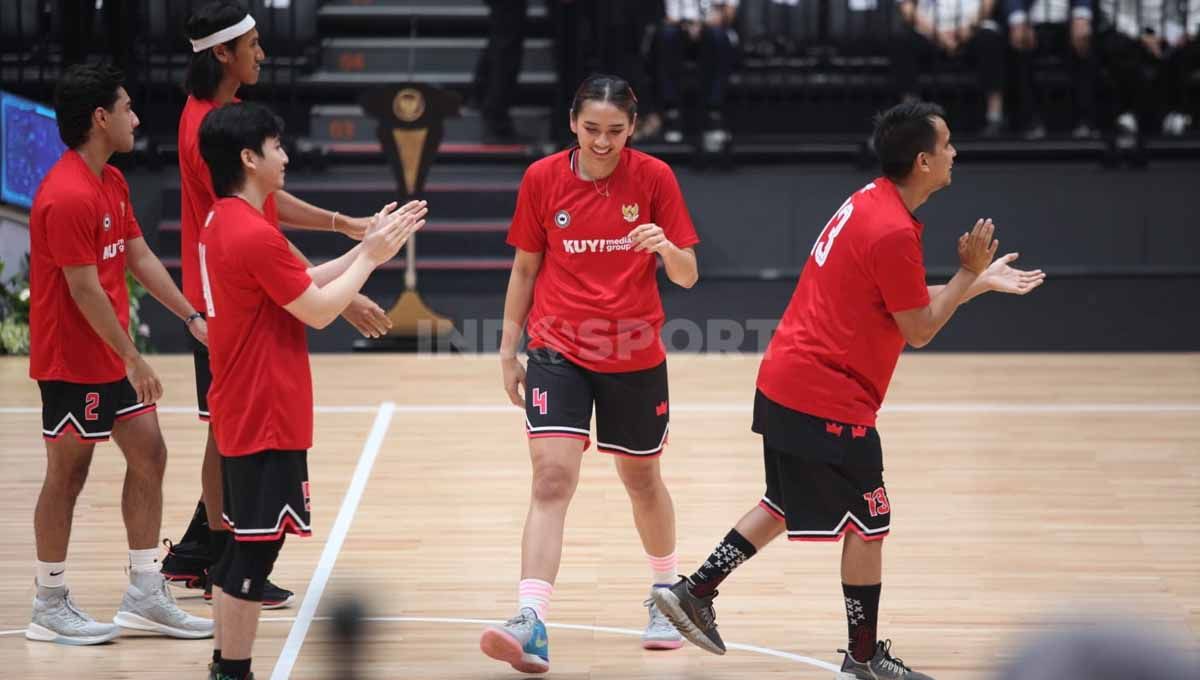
[480,607,550,674]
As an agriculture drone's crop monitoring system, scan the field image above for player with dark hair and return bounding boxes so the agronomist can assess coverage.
[480,74,701,674]
[197,101,426,680]
[162,0,392,609]
[26,64,213,645]
[653,100,1046,680]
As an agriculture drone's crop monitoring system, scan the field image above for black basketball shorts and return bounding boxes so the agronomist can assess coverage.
[753,390,891,542]
[188,321,212,422]
[523,347,670,457]
[221,450,313,542]
[39,378,155,443]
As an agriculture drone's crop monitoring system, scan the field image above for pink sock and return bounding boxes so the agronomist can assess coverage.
[647,552,678,587]
[518,578,554,620]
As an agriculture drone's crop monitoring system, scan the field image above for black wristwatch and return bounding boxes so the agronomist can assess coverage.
[185,312,204,325]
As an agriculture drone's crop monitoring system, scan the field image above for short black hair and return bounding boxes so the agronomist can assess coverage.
[872,100,947,181]
[54,64,125,149]
[570,73,638,123]
[198,102,285,197]
[185,1,252,100]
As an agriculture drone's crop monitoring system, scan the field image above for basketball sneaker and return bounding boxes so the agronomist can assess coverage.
[161,537,210,590]
[642,589,684,650]
[204,576,294,609]
[479,607,550,674]
[836,639,935,679]
[26,585,120,645]
[650,577,725,655]
[112,570,213,638]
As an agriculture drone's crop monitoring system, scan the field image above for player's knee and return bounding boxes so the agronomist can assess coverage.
[531,465,577,504]
[222,539,284,602]
[46,458,92,497]
[125,437,168,480]
[617,462,663,498]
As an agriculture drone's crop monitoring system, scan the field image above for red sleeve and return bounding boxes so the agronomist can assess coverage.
[506,166,546,253]
[870,228,930,314]
[652,163,700,249]
[44,196,99,267]
[112,169,142,239]
[244,225,313,307]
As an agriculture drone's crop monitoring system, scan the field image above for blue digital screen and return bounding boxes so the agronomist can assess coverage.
[1,91,67,209]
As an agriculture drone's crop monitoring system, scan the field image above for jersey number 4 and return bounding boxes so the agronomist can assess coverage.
[531,388,548,416]
[810,182,875,267]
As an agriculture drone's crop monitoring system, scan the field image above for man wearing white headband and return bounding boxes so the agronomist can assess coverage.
[160,5,400,678]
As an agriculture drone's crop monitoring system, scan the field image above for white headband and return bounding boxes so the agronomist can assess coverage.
[190,15,256,53]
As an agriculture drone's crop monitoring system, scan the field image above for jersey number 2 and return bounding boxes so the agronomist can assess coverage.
[84,392,100,421]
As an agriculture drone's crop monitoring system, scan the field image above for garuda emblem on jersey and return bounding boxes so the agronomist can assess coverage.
[621,203,639,223]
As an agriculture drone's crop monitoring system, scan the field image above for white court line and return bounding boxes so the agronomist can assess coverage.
[270,402,395,680]
[0,615,841,672]
[2,402,1200,416]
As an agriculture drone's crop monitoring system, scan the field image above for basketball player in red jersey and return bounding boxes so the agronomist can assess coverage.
[654,100,1046,680]
[197,101,425,680]
[479,74,701,674]
[27,65,213,645]
[162,1,391,607]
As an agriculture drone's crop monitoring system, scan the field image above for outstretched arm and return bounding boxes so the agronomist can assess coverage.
[276,189,372,240]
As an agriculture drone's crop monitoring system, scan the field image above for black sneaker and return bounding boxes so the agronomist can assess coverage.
[204,578,294,610]
[649,577,725,655]
[160,538,210,590]
[838,639,934,679]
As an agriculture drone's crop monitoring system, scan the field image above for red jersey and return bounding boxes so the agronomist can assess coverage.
[200,197,314,457]
[29,150,143,384]
[506,147,699,373]
[757,178,930,427]
[179,95,279,311]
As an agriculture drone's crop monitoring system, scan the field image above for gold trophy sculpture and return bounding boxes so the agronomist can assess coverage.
[357,84,462,350]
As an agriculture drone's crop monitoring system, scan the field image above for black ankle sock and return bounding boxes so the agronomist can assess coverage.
[842,583,881,663]
[212,649,222,665]
[689,529,758,597]
[219,657,251,680]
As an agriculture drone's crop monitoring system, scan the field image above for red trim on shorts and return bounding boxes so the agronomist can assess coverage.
[758,499,785,521]
[115,404,157,422]
[228,514,312,542]
[43,423,109,444]
[787,524,889,543]
[197,413,211,423]
[527,432,592,451]
[595,446,664,459]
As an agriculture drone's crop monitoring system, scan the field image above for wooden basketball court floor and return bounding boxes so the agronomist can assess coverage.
[0,353,1196,679]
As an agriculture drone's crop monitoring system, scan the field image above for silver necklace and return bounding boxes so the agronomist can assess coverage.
[572,149,612,198]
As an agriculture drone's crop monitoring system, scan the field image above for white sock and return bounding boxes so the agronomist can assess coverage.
[36,561,67,589]
[129,548,160,574]
[647,552,678,587]
[518,579,554,621]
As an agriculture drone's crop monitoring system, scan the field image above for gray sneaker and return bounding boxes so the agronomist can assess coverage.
[642,590,684,650]
[650,577,726,655]
[836,639,935,680]
[26,586,120,645]
[113,570,213,638]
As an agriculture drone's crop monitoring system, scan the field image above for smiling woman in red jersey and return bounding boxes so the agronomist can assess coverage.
[479,74,701,674]
[164,0,392,612]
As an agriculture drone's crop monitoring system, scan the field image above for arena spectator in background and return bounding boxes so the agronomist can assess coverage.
[473,0,529,142]
[894,0,1007,136]
[1097,0,1200,137]
[657,0,739,144]
[1007,0,1099,139]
